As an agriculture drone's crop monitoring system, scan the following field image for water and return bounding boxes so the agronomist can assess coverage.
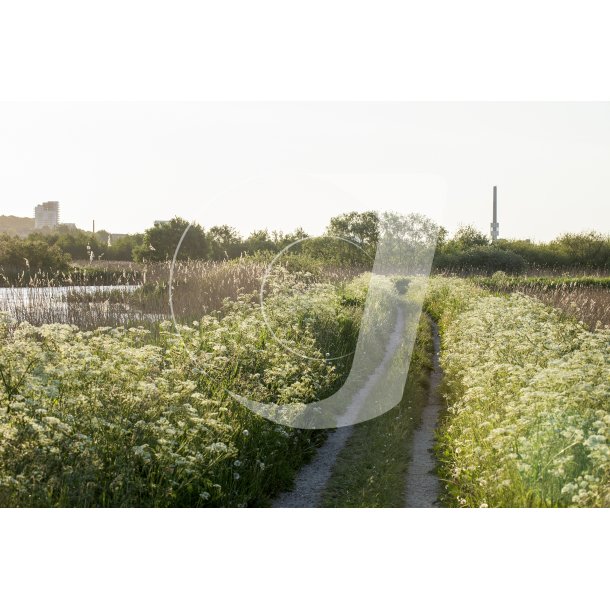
[0,284,145,326]
[0,284,138,305]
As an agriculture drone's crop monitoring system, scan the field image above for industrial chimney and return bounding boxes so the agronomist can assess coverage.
[490,186,500,242]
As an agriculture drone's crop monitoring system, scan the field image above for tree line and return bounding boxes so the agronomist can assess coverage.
[1,212,609,276]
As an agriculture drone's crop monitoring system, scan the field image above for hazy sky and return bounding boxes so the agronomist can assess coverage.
[1,102,608,241]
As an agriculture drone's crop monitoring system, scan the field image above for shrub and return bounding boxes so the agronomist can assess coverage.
[0,235,71,279]
[434,246,526,274]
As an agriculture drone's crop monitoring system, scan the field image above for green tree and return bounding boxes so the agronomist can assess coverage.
[26,227,108,261]
[0,235,71,279]
[270,227,309,251]
[106,234,144,261]
[496,238,568,269]
[300,235,370,267]
[445,225,489,252]
[244,229,276,255]
[133,218,210,262]
[326,211,379,256]
[550,231,610,269]
[208,225,244,260]
[435,226,449,250]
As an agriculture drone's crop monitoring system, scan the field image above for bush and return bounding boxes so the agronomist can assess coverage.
[133,218,209,263]
[434,246,526,274]
[0,235,71,279]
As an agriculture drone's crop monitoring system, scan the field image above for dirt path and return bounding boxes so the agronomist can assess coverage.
[271,427,354,508]
[404,321,442,508]
[273,307,406,508]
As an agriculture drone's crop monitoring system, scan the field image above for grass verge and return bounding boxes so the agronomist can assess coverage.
[319,315,434,508]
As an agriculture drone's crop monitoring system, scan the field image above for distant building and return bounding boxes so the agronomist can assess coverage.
[153,220,170,227]
[34,201,60,230]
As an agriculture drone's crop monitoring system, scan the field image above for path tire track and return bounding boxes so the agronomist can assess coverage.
[273,307,406,508]
[404,320,442,508]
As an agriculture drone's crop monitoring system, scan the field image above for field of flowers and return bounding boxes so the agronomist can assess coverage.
[426,278,610,507]
[0,270,369,507]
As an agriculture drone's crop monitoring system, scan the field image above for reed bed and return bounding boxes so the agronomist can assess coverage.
[0,285,145,328]
[472,273,610,329]
[0,257,368,330]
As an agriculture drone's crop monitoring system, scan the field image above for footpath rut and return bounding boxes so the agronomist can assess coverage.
[404,321,442,507]
[273,307,406,508]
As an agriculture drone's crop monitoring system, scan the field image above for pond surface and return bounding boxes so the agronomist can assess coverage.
[0,285,147,326]
[0,284,139,304]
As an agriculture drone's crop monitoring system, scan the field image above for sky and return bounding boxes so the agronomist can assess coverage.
[0,102,609,241]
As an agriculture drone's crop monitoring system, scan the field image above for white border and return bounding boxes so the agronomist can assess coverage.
[1,509,608,609]
[1,1,609,101]
[1,2,608,607]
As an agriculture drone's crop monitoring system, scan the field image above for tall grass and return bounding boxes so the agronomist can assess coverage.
[472,272,610,329]
[0,266,143,288]
[0,257,368,331]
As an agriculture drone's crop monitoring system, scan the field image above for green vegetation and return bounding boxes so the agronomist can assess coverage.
[0,235,71,278]
[3,212,609,281]
[0,267,372,507]
[0,226,144,283]
[434,226,610,274]
[320,315,433,507]
[426,278,609,507]
[500,231,610,270]
[475,273,610,291]
[1,208,609,509]
[132,218,209,262]
[472,272,610,329]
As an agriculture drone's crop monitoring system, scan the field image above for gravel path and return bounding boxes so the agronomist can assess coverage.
[404,321,442,508]
[273,307,406,508]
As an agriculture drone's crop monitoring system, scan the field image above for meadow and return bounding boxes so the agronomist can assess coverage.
[426,277,609,507]
[0,260,370,507]
[0,249,608,507]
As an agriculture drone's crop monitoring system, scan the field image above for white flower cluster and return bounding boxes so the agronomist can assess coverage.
[427,278,609,508]
[0,274,369,507]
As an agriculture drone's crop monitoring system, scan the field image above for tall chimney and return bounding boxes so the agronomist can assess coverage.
[490,186,500,242]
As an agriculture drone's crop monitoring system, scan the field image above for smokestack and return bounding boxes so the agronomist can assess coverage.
[490,186,500,242]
